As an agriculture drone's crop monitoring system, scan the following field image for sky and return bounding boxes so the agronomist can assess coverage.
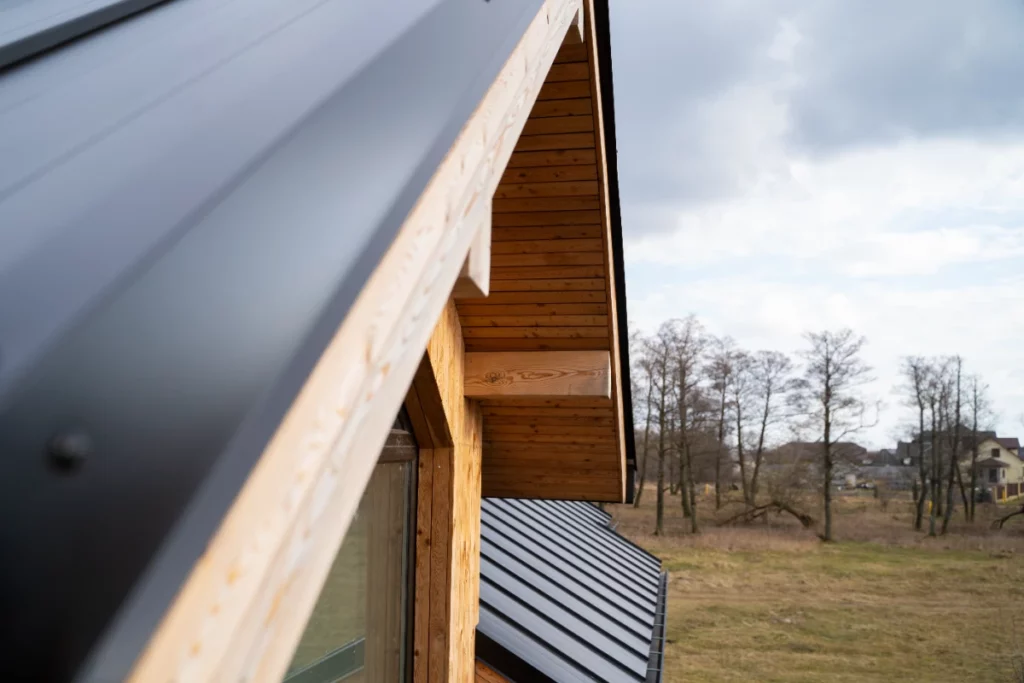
[609,0,1024,448]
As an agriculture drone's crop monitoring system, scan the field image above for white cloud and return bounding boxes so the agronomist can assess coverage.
[626,270,1024,448]
[625,137,1024,276]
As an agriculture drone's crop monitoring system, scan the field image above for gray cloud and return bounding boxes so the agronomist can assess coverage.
[610,0,794,207]
[788,0,1024,152]
[609,0,1024,231]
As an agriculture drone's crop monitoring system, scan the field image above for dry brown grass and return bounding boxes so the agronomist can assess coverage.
[611,486,1024,683]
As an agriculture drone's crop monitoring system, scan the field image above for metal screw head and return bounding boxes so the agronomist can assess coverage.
[47,431,92,473]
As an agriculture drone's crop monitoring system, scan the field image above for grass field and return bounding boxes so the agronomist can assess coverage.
[611,489,1024,683]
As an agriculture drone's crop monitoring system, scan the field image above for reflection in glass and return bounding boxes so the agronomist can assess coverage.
[284,435,414,683]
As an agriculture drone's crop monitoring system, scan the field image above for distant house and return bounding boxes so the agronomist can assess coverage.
[761,442,867,489]
[856,449,916,489]
[895,431,1024,499]
[971,437,1024,501]
[897,428,996,468]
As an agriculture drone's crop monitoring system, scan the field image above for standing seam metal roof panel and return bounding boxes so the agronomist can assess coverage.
[478,498,666,683]
[488,499,659,604]
[482,501,657,622]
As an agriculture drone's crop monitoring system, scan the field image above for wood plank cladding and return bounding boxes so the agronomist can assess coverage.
[456,20,626,503]
[464,351,610,399]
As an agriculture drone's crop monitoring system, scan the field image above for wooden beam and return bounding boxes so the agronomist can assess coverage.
[464,350,610,399]
[412,301,483,683]
[453,200,492,300]
[126,1,583,681]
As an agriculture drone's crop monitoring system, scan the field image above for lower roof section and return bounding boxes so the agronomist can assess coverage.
[477,498,665,683]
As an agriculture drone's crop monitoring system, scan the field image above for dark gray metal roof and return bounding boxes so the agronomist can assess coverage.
[478,499,666,683]
[0,1,547,680]
[0,0,170,69]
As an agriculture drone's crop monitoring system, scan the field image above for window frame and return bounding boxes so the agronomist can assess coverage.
[284,411,419,683]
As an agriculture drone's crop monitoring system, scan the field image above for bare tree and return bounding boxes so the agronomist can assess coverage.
[707,336,736,510]
[900,356,930,531]
[667,316,706,531]
[793,329,874,542]
[641,324,677,536]
[730,351,754,505]
[632,333,655,508]
[966,375,991,523]
[941,356,963,534]
[748,351,794,503]
[923,359,951,537]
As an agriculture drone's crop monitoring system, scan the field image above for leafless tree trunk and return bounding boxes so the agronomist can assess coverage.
[749,351,793,504]
[967,376,990,523]
[684,440,699,533]
[941,357,962,534]
[901,357,929,531]
[794,329,874,543]
[633,359,654,508]
[654,357,667,536]
[928,386,940,537]
[642,323,676,536]
[731,352,752,504]
[709,338,735,510]
[669,316,706,527]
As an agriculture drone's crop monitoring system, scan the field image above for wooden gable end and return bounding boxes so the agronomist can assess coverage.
[457,8,628,503]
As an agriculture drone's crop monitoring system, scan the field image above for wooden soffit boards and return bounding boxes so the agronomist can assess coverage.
[459,2,627,503]
[124,2,584,682]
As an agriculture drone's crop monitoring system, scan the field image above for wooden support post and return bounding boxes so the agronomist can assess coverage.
[464,351,610,399]
[406,301,483,683]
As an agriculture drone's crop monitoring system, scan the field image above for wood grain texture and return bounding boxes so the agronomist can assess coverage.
[453,200,492,299]
[514,132,595,153]
[458,291,606,305]
[490,253,604,268]
[491,237,603,253]
[420,301,485,683]
[494,180,599,199]
[553,41,588,64]
[461,314,608,327]
[458,303,607,315]
[504,148,596,168]
[492,224,602,241]
[492,209,600,226]
[465,337,610,352]
[522,114,594,135]
[537,79,591,100]
[127,1,583,681]
[476,660,509,683]
[500,164,597,184]
[464,351,610,399]
[529,97,593,118]
[546,62,590,82]
[488,277,606,292]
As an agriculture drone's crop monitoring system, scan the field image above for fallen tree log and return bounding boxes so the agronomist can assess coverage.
[992,504,1024,530]
[719,501,816,529]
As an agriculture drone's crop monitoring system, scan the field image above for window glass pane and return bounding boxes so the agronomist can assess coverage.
[284,432,415,683]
